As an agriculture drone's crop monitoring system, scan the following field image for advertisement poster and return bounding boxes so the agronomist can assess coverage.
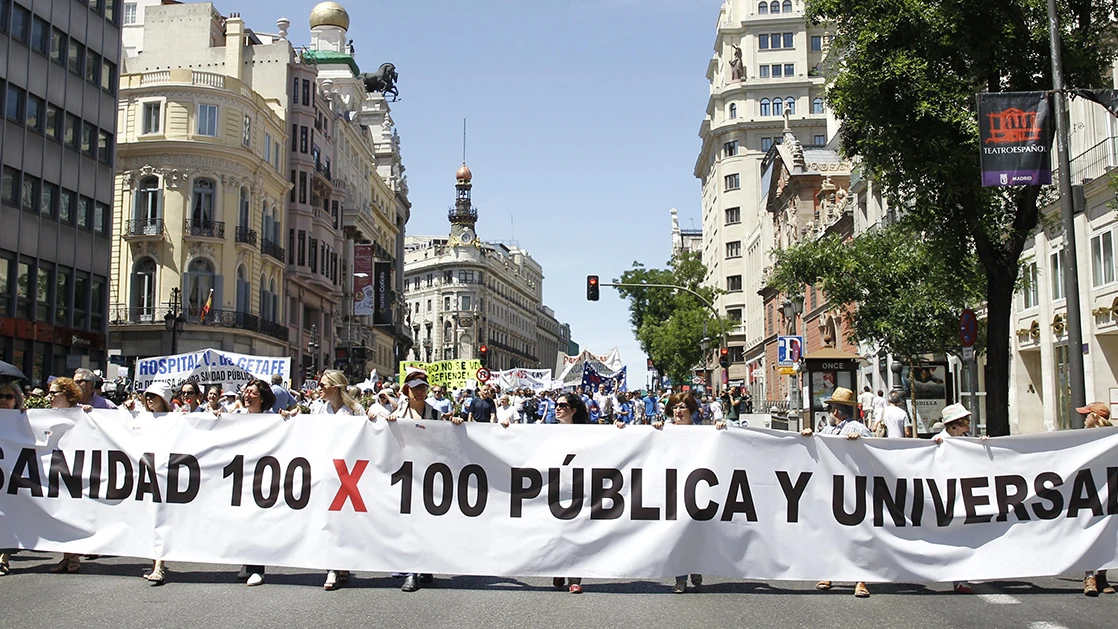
[900,364,949,431]
[353,244,374,316]
[977,91,1054,187]
[373,261,392,326]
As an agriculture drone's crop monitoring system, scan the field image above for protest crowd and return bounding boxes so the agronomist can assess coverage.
[0,365,1115,598]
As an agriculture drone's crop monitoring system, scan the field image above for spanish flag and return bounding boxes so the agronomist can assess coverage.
[200,288,214,322]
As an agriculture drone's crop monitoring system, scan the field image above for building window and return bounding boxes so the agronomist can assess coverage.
[44,104,61,141]
[30,16,48,54]
[770,33,782,49]
[724,140,738,157]
[772,64,783,78]
[1020,261,1039,310]
[300,126,308,153]
[64,114,79,149]
[1050,248,1066,300]
[811,35,822,52]
[773,99,783,117]
[5,84,24,121]
[25,94,42,132]
[59,189,73,222]
[759,65,770,79]
[123,2,137,24]
[783,32,794,48]
[40,182,56,217]
[758,34,769,50]
[785,97,796,115]
[1092,231,1115,287]
[130,257,157,322]
[35,265,51,321]
[15,262,30,318]
[68,40,84,75]
[760,98,771,116]
[302,79,310,106]
[135,177,160,222]
[238,187,250,228]
[727,308,742,323]
[758,2,768,14]
[85,51,101,85]
[242,114,251,147]
[726,241,742,258]
[298,230,306,266]
[298,171,307,204]
[724,174,740,191]
[49,28,66,64]
[2,168,17,207]
[727,275,743,292]
[98,130,112,163]
[72,274,88,328]
[461,295,472,311]
[184,258,217,314]
[21,174,38,213]
[784,64,795,78]
[769,1,780,13]
[196,104,218,136]
[55,268,69,325]
[142,101,161,134]
[81,122,96,157]
[761,137,773,151]
[77,196,90,228]
[725,207,741,224]
[728,103,737,120]
[90,277,106,331]
[264,132,272,164]
[191,178,215,223]
[782,0,792,12]
[8,3,28,42]
[236,266,249,314]
[814,134,826,146]
[812,97,824,114]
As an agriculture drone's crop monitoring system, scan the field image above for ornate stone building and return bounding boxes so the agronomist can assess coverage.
[695,0,834,397]
[403,165,561,373]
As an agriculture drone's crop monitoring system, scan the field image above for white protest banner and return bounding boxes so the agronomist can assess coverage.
[495,368,553,391]
[133,349,291,390]
[1,409,1116,582]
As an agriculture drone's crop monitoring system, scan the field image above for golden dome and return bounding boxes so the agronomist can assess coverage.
[309,2,349,30]
[456,163,473,183]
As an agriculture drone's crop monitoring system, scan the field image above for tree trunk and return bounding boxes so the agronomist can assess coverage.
[983,268,1016,437]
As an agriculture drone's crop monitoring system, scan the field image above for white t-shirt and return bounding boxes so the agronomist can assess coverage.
[859,391,875,411]
[882,404,909,438]
[496,404,520,425]
[709,399,724,420]
[313,399,364,416]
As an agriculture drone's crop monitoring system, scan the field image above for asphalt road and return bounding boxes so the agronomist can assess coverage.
[0,552,1112,629]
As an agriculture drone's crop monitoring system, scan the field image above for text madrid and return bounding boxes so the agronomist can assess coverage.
[2,448,1116,526]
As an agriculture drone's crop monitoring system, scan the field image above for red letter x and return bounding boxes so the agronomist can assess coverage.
[329,459,369,512]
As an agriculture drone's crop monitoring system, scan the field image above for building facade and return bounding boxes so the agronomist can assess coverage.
[695,0,833,398]
[404,164,560,373]
[1,0,121,385]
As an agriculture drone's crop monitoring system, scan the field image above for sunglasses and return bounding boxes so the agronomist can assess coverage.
[48,390,63,397]
[555,403,571,409]
[181,390,197,396]
[0,394,15,400]
[144,393,161,399]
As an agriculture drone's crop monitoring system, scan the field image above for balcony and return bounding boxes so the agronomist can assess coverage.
[261,238,285,263]
[235,226,258,246]
[109,305,289,343]
[125,218,164,239]
[185,220,225,239]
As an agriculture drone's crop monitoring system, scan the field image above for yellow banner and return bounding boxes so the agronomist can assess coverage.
[398,359,483,390]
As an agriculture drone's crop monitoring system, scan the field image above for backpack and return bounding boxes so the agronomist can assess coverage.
[523,397,539,418]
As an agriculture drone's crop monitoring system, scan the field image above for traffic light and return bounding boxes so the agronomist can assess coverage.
[478,344,489,367]
[587,275,600,301]
[718,347,730,369]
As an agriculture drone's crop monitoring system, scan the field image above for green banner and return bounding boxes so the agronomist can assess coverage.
[398,359,483,390]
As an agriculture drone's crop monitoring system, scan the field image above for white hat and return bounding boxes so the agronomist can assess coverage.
[941,403,972,425]
[143,382,174,408]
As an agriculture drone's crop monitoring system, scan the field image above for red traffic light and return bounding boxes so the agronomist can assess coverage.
[479,345,488,354]
[719,347,729,356]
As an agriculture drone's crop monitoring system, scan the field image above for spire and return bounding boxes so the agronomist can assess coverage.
[449,162,477,226]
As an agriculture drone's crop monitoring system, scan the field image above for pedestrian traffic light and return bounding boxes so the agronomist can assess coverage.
[478,344,488,367]
[587,275,599,301]
[719,347,730,369]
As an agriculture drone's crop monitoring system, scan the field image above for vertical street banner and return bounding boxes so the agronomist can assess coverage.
[373,261,392,326]
[977,91,1054,187]
[353,244,374,316]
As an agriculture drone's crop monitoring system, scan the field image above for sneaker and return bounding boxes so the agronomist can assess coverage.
[673,578,687,594]
[954,583,973,594]
[247,573,265,587]
[401,574,419,592]
[1098,571,1114,594]
[690,574,703,588]
[569,583,583,594]
[1085,575,1099,597]
[323,570,338,591]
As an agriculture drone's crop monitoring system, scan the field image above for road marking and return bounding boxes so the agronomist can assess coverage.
[978,594,1020,604]
[1029,623,1071,629]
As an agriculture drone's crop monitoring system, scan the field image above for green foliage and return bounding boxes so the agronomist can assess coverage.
[615,252,719,387]
[769,219,986,358]
[803,0,1118,435]
[24,395,49,409]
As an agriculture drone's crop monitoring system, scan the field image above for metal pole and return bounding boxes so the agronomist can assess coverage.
[1047,0,1087,429]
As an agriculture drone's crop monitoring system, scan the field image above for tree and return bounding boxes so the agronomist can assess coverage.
[769,218,986,360]
[614,251,718,388]
[804,0,1118,435]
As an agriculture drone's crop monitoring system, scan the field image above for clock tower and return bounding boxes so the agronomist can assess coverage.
[448,162,478,247]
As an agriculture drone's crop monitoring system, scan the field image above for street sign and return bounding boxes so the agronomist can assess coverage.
[778,366,797,375]
[475,368,491,383]
[959,309,978,347]
[962,347,975,361]
[777,335,804,366]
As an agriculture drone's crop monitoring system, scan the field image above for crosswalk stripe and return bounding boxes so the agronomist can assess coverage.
[1029,623,1071,629]
[978,594,1020,604]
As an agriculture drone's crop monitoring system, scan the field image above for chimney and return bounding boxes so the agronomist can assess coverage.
[225,12,244,81]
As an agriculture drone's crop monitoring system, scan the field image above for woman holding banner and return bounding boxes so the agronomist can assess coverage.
[46,378,88,575]
[313,370,363,591]
[650,392,706,593]
[0,380,25,576]
[552,392,590,593]
[231,379,276,587]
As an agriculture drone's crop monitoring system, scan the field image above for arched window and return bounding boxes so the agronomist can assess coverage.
[782,0,792,13]
[183,258,217,315]
[192,178,215,224]
[236,265,249,314]
[728,103,738,119]
[758,1,767,14]
[261,201,271,244]
[130,257,157,322]
[812,97,824,114]
[785,97,796,115]
[239,187,250,228]
[760,99,771,116]
[773,98,783,116]
[770,1,780,13]
[135,177,161,224]
[269,278,279,322]
[271,207,281,244]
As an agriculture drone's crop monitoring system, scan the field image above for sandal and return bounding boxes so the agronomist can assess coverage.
[0,552,9,576]
[815,580,832,590]
[854,582,870,598]
[569,583,583,594]
[49,555,80,574]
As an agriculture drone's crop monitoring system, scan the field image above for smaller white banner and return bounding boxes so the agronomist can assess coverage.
[495,368,553,390]
[134,349,291,390]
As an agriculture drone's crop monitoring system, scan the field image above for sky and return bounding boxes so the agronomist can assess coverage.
[222,0,724,388]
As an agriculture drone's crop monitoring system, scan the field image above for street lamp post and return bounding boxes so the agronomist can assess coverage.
[781,294,805,430]
[163,288,185,355]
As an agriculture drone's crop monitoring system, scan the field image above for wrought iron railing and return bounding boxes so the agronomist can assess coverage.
[261,238,285,262]
[126,218,164,237]
[185,220,225,238]
[108,305,288,343]
[235,226,257,245]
